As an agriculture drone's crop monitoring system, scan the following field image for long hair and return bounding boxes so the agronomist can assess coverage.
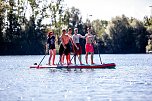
[48,31,53,38]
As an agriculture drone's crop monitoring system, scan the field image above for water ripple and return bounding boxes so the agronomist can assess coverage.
[0,54,152,101]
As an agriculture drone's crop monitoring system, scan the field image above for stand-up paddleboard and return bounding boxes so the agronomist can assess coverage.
[30,63,116,69]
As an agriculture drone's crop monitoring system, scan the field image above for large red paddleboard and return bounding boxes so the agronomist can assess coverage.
[30,63,116,69]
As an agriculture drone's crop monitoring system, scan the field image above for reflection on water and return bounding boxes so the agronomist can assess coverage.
[0,54,152,101]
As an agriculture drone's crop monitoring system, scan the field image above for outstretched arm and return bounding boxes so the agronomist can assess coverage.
[79,34,86,39]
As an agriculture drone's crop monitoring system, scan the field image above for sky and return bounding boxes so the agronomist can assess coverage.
[64,0,152,21]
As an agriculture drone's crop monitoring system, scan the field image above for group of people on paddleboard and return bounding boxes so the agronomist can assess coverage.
[46,27,96,66]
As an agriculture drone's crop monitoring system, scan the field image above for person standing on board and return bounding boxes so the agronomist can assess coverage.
[59,28,78,65]
[68,28,74,53]
[61,28,73,64]
[68,28,72,37]
[72,28,84,65]
[46,31,56,65]
[85,28,96,64]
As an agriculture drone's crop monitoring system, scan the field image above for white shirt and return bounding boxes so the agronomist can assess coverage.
[72,34,82,43]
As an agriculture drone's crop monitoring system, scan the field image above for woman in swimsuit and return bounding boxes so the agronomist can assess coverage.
[46,31,56,65]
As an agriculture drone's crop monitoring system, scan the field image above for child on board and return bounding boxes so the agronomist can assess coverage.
[72,28,84,65]
[46,31,56,65]
[85,27,96,64]
[68,28,74,53]
[59,28,78,65]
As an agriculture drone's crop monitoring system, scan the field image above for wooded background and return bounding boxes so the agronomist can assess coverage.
[0,0,152,55]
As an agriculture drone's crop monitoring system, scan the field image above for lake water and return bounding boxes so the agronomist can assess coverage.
[0,54,152,101]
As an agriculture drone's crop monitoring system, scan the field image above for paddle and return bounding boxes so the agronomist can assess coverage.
[96,43,102,64]
[69,53,76,64]
[94,35,102,64]
[37,53,47,68]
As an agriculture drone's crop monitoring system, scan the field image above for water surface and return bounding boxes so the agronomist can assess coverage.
[0,54,152,101]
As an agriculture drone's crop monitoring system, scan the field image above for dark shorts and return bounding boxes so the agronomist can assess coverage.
[73,43,82,55]
[49,44,55,50]
[69,41,73,53]
[59,43,71,55]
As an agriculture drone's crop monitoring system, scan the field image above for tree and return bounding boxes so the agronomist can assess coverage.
[104,15,134,53]
[0,1,10,54]
[91,19,108,37]
[130,19,148,53]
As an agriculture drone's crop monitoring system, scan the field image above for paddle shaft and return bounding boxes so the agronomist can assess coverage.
[69,54,76,64]
[91,35,102,64]
[97,43,102,64]
[38,54,47,67]
[94,35,102,64]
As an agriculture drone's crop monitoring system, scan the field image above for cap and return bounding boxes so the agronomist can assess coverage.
[62,28,66,31]
[74,28,78,31]
[68,28,72,31]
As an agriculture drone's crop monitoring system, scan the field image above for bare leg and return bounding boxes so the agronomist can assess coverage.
[48,50,52,65]
[74,54,76,64]
[65,54,68,64]
[59,55,62,65]
[78,54,82,64]
[66,54,72,65]
[59,54,64,65]
[62,54,65,64]
[69,54,72,64]
[91,52,94,64]
[85,52,88,64]
[52,49,56,65]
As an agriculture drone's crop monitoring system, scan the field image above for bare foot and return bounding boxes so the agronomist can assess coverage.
[46,63,51,65]
[60,62,63,65]
[91,63,95,65]
[68,63,72,65]
[80,63,84,65]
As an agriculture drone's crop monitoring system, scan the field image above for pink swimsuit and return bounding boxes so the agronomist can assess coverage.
[85,34,94,53]
[85,43,94,53]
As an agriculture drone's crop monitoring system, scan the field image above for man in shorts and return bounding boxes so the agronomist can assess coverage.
[59,28,78,65]
[85,28,96,64]
[72,28,84,65]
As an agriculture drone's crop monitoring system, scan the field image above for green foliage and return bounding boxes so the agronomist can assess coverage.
[146,39,152,53]
[91,19,108,37]
[131,19,148,53]
[104,15,132,53]
[145,17,152,53]
[103,15,148,53]
[0,0,68,55]
[0,0,151,54]
[143,16,152,27]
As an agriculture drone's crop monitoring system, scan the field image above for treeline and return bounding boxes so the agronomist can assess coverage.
[100,16,152,53]
[0,0,152,55]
